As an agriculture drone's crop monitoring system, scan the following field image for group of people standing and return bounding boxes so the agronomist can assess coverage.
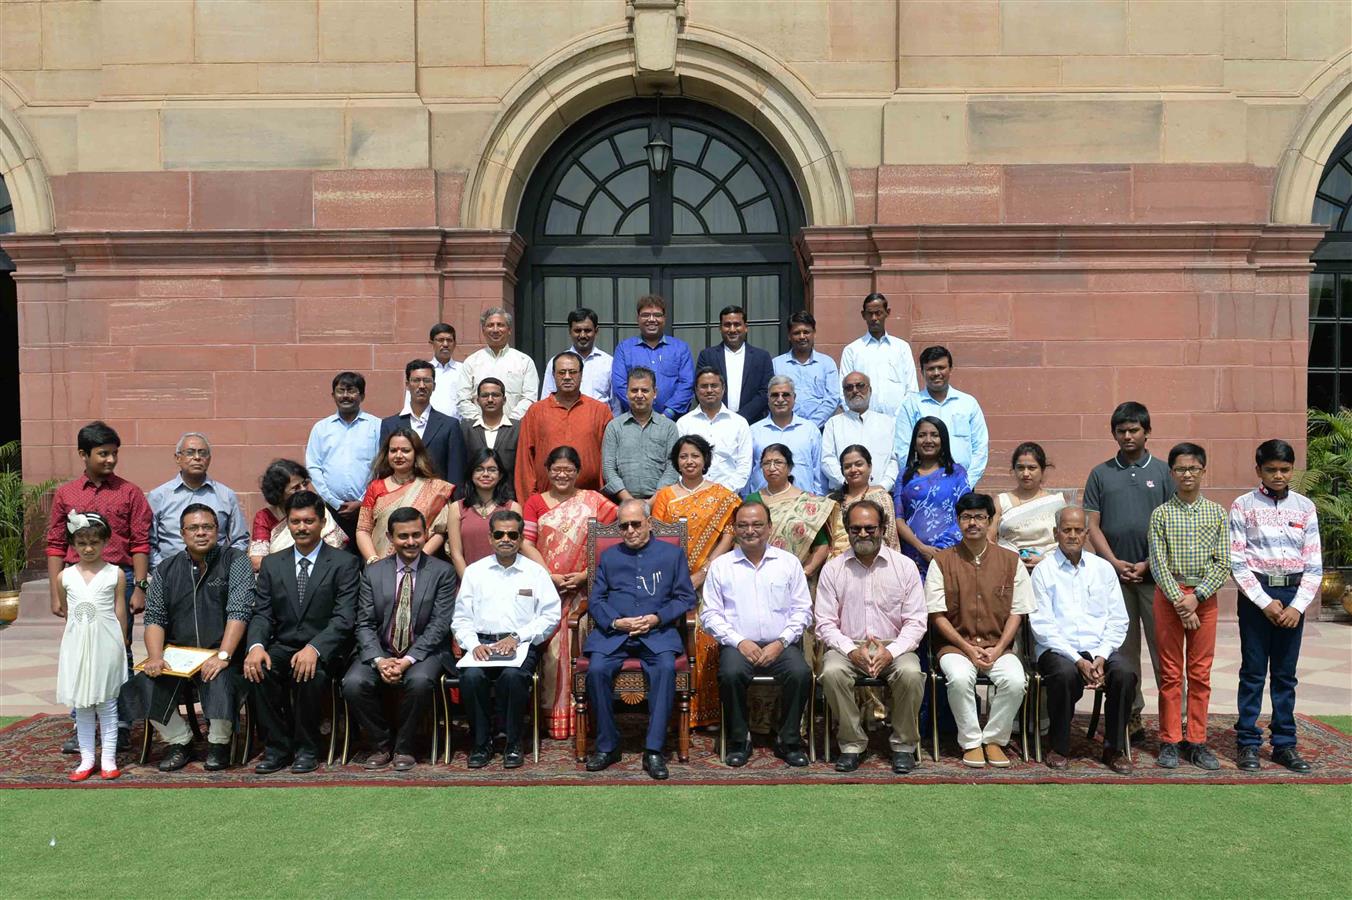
[44,291,1322,780]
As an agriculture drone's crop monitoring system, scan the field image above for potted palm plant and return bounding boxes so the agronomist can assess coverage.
[0,441,58,629]
[1294,408,1352,617]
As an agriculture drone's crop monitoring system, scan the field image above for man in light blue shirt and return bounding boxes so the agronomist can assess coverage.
[746,377,823,496]
[838,292,918,418]
[147,431,248,566]
[305,371,381,548]
[893,346,988,489]
[771,311,841,428]
[541,307,620,413]
[611,294,694,419]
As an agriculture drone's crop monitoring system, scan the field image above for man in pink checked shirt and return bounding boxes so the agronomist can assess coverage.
[814,498,927,775]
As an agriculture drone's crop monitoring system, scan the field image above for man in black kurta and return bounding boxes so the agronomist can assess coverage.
[126,503,253,771]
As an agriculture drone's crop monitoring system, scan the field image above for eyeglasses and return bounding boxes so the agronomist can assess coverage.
[761,459,788,469]
[177,449,210,459]
[618,520,646,530]
[408,377,435,386]
[490,530,520,540]
[734,521,767,530]
[1171,466,1204,476]
[846,525,879,535]
[548,467,577,477]
[182,524,216,534]
[958,513,990,524]
[474,467,500,476]
[842,383,868,393]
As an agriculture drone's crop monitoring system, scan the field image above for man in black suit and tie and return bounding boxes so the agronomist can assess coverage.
[244,491,360,774]
[381,359,467,489]
[583,499,696,779]
[459,377,520,494]
[695,305,775,424]
[341,507,458,771]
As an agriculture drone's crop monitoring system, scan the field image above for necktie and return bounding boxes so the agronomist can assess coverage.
[297,557,311,606]
[391,565,414,655]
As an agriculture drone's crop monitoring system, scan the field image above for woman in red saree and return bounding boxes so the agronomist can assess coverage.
[355,427,454,564]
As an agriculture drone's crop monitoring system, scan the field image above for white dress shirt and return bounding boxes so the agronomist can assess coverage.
[893,386,989,488]
[838,333,919,418]
[403,358,460,418]
[700,545,812,646]
[455,346,540,423]
[820,408,900,491]
[1029,548,1129,663]
[452,553,561,651]
[541,346,620,413]
[723,344,746,414]
[405,408,428,440]
[677,405,753,493]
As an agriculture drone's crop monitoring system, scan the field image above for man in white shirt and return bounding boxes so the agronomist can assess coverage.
[455,307,540,423]
[541,307,619,413]
[1029,506,1135,774]
[821,372,899,491]
[677,366,752,492]
[893,346,989,489]
[452,509,560,770]
[403,323,460,417]
[700,500,813,768]
[838,292,918,418]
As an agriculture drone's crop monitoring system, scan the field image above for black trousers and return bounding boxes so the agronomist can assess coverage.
[248,644,336,757]
[717,642,811,750]
[458,645,541,751]
[341,656,443,756]
[1039,649,1138,756]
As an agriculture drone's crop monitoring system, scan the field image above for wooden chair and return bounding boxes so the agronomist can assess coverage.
[438,667,540,765]
[926,620,1039,763]
[568,517,694,763]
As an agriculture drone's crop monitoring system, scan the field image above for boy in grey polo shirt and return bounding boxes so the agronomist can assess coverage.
[1083,401,1175,740]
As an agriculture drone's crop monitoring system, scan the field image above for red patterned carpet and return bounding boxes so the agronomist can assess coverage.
[2,712,1348,788]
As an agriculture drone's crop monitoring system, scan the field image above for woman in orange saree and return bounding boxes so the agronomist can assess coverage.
[649,434,738,730]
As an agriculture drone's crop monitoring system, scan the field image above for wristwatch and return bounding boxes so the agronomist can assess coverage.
[508,632,521,642]
[217,650,230,662]
[777,638,790,651]
[134,578,151,591]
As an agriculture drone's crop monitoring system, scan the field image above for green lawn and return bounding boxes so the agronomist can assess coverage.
[1,716,1348,898]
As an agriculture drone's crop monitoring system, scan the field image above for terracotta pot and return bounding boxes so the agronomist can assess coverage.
[0,590,19,630]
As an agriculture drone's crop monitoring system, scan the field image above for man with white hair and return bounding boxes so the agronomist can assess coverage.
[146,432,247,567]
[746,376,823,496]
[455,307,540,423]
[820,372,900,491]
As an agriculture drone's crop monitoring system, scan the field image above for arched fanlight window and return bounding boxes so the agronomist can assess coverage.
[1309,127,1352,412]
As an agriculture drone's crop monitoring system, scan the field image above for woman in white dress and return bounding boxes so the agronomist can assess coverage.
[989,442,1066,572]
[55,511,129,781]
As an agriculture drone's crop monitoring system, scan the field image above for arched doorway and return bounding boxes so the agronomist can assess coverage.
[1309,125,1352,412]
[515,98,805,361]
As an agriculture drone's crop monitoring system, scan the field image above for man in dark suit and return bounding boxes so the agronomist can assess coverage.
[583,499,696,779]
[695,305,775,424]
[341,507,458,771]
[459,376,519,494]
[381,359,467,489]
[243,490,359,774]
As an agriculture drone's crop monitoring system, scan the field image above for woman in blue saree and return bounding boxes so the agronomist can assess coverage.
[892,416,968,575]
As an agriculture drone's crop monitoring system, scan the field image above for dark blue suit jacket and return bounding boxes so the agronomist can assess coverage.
[695,342,775,423]
[584,538,695,655]
[380,409,466,490]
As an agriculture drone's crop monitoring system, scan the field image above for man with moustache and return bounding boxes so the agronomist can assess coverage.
[601,367,680,502]
[455,307,540,423]
[676,367,752,493]
[381,359,466,488]
[306,372,382,550]
[460,377,520,492]
[401,323,460,418]
[515,350,612,501]
[838,292,918,418]
[541,308,619,412]
[772,311,841,429]
[821,373,900,492]
[695,305,776,424]
[746,376,823,496]
[146,432,248,568]
[892,346,988,489]
[611,294,695,420]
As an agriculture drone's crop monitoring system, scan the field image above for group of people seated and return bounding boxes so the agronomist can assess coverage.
[43,291,1322,781]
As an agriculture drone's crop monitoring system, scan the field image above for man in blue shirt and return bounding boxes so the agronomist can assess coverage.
[304,371,382,550]
[746,377,823,495]
[772,311,841,428]
[893,346,988,489]
[611,294,694,420]
[146,431,248,566]
[583,499,697,780]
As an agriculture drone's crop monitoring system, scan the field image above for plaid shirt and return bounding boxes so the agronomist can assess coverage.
[1147,494,1230,603]
[45,473,152,567]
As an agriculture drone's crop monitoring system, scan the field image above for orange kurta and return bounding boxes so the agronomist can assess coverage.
[514,393,613,502]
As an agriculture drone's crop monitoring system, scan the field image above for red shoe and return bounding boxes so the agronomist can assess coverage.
[99,767,121,780]
[68,766,95,783]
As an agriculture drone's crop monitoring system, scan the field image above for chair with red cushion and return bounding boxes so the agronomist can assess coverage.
[568,517,693,763]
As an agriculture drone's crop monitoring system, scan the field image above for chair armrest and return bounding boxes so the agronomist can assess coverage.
[568,598,589,659]
[683,609,697,658]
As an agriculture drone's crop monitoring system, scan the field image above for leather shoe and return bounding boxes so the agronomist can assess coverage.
[834,751,861,773]
[1272,747,1313,774]
[61,732,80,755]
[364,750,393,770]
[890,750,917,774]
[775,744,810,768]
[1236,746,1262,772]
[642,750,669,780]
[157,744,192,772]
[290,753,319,774]
[254,751,293,775]
[1045,750,1069,770]
[724,746,750,768]
[1102,749,1134,775]
[467,747,493,769]
[392,754,416,772]
[585,749,621,772]
[204,743,231,771]
[503,746,525,769]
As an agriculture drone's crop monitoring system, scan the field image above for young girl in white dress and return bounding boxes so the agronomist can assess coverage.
[55,511,129,781]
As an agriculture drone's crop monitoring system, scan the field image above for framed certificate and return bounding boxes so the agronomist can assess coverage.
[134,645,217,678]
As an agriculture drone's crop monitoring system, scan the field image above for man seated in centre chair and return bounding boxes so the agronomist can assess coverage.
[583,499,696,780]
